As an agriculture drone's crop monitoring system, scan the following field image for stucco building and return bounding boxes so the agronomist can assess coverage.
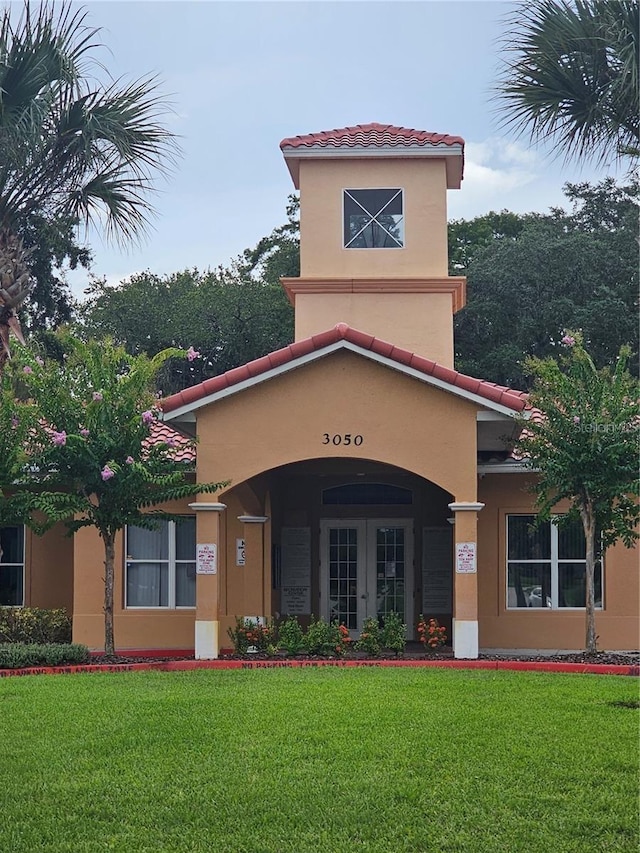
[2,123,637,657]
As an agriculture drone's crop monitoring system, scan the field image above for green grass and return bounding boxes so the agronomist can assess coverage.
[1,669,638,852]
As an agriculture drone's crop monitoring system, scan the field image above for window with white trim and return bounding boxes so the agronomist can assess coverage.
[507,515,602,609]
[343,188,404,248]
[0,526,24,606]
[125,518,196,608]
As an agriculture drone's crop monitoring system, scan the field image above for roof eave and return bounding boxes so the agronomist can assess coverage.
[281,144,464,189]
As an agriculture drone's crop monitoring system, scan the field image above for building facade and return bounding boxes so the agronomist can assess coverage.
[3,124,638,657]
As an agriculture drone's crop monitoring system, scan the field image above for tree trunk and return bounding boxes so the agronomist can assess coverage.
[580,504,598,654]
[103,532,116,656]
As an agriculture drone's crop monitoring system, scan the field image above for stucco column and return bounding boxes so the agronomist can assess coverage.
[238,516,269,619]
[189,501,226,659]
[448,501,485,659]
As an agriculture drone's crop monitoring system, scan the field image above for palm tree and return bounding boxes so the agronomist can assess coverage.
[0,2,179,363]
[495,0,639,165]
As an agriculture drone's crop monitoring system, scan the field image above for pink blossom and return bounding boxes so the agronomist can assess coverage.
[101,465,115,481]
[92,391,103,402]
[80,428,90,437]
[11,415,19,429]
[573,416,581,424]
[187,346,200,362]
[141,410,155,425]
[561,335,576,347]
[35,356,44,366]
[125,456,134,464]
[23,365,33,375]
[52,431,66,447]
[166,436,177,448]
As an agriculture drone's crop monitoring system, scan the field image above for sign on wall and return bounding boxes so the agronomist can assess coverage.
[281,527,311,615]
[236,538,246,566]
[196,543,217,575]
[456,542,477,574]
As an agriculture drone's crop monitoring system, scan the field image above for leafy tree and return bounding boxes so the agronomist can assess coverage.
[513,332,639,653]
[0,1,178,360]
[495,0,639,163]
[3,333,224,655]
[454,179,638,388]
[448,210,532,273]
[80,200,300,394]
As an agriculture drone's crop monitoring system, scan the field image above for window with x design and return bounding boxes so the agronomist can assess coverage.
[343,188,404,249]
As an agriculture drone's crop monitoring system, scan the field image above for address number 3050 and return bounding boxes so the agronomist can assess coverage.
[322,433,364,446]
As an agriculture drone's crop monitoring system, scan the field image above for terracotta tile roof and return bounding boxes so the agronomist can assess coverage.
[145,421,195,463]
[280,123,465,150]
[162,323,528,416]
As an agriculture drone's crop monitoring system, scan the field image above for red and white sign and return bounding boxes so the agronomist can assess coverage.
[196,543,217,575]
[455,542,477,574]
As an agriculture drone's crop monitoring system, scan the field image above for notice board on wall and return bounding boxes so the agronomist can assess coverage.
[280,527,311,615]
[422,527,453,613]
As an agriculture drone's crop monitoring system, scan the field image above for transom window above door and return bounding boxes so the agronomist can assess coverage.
[343,188,404,249]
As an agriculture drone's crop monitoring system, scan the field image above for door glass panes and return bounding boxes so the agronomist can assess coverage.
[329,528,358,629]
[376,527,405,622]
[344,189,404,248]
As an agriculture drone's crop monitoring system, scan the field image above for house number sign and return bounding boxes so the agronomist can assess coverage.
[322,433,364,446]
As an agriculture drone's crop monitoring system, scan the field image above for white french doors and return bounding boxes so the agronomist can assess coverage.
[320,519,413,636]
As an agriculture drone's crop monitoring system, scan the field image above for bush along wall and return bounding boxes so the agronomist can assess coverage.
[227,614,413,658]
[0,643,90,669]
[0,608,72,644]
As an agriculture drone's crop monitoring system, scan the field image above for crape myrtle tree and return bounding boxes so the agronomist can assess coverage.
[513,332,639,653]
[0,1,178,361]
[495,0,639,163]
[4,332,225,656]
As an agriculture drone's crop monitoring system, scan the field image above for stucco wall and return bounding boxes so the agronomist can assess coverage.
[195,350,479,502]
[298,158,449,278]
[478,473,639,651]
[72,498,196,652]
[27,523,73,612]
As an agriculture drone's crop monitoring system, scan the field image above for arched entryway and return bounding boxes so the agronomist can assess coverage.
[223,457,454,640]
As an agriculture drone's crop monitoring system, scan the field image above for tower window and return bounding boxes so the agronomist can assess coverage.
[343,189,404,249]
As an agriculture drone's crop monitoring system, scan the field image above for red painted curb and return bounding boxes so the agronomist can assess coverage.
[0,659,637,678]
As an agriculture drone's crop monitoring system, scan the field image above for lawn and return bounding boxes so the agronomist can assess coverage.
[1,668,637,852]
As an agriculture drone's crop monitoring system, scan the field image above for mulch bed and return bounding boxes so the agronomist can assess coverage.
[90,650,640,667]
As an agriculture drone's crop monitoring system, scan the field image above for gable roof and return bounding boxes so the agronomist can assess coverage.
[161,323,528,422]
[280,122,465,189]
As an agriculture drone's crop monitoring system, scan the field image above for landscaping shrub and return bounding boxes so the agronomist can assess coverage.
[0,643,90,669]
[227,617,276,655]
[417,616,447,651]
[0,608,72,644]
[354,616,382,657]
[381,611,407,656]
[303,618,350,657]
[277,616,305,656]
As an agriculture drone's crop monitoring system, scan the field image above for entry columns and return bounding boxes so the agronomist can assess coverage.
[448,501,485,659]
[238,515,270,620]
[189,501,226,659]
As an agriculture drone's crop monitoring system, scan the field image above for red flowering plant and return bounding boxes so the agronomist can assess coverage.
[303,618,351,657]
[417,616,447,651]
[227,617,276,655]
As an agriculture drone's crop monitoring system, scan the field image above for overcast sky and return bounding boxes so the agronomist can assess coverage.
[22,0,624,295]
